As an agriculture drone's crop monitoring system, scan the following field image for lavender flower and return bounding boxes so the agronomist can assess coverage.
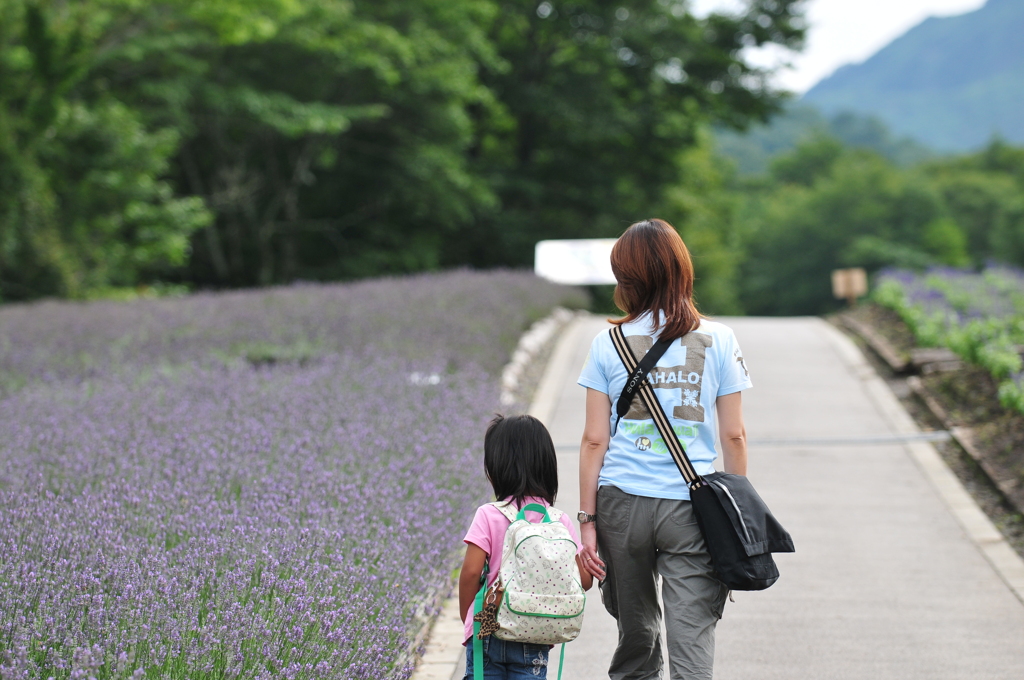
[874,265,1024,411]
[0,270,587,679]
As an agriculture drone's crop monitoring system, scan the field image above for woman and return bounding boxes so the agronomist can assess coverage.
[576,219,751,680]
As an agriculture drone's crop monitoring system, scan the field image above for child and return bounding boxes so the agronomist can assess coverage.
[458,414,594,680]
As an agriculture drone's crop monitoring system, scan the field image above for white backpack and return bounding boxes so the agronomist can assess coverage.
[476,501,586,644]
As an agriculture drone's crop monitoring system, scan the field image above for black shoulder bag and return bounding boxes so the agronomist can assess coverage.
[610,325,795,591]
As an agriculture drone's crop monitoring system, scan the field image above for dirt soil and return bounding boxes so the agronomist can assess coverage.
[844,303,918,356]
[829,304,1024,560]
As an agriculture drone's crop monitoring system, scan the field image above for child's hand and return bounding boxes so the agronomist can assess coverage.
[579,523,606,581]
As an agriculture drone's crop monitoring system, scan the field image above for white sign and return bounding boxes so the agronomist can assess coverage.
[534,238,618,285]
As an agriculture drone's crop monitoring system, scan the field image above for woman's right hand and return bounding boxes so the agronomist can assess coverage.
[579,522,606,581]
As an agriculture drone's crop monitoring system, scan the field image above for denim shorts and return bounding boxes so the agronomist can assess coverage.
[463,635,551,679]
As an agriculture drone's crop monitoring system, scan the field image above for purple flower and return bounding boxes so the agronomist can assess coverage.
[0,270,586,679]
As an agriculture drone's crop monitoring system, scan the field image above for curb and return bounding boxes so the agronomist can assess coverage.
[835,314,1024,517]
[837,312,909,372]
[906,376,1024,516]
[501,307,580,407]
[819,320,1024,606]
[529,314,591,424]
[409,314,591,680]
[408,596,465,680]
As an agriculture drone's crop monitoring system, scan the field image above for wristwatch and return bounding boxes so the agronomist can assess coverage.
[577,511,597,524]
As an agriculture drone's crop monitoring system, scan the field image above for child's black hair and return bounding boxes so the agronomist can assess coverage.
[484,414,558,508]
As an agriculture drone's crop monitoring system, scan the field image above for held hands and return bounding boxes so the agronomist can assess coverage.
[579,523,606,581]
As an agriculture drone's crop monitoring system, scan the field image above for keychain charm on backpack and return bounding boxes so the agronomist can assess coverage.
[473,580,505,638]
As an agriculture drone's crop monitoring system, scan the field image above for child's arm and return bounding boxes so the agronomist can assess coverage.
[575,555,594,590]
[458,543,488,623]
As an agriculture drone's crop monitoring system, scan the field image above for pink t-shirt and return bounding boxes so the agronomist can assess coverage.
[462,497,582,643]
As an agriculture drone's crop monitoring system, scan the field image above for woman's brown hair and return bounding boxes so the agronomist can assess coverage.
[610,218,702,340]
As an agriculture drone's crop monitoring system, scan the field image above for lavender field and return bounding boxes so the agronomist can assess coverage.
[875,267,1024,411]
[0,271,587,680]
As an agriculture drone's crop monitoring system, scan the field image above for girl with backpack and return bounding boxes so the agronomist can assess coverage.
[458,414,594,680]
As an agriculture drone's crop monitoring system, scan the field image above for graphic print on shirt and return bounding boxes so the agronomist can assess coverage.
[735,347,749,377]
[623,332,714,422]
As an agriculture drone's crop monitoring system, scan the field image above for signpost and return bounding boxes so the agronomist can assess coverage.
[831,267,868,307]
[534,238,618,285]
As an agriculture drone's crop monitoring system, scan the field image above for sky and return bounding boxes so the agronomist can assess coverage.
[690,0,988,93]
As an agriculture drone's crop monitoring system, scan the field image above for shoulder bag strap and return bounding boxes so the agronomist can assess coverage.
[610,325,707,491]
[613,330,675,435]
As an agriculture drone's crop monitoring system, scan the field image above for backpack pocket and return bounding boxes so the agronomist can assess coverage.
[494,581,586,644]
[503,588,586,619]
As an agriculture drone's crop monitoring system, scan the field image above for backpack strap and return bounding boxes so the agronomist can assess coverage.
[489,501,559,523]
[472,561,488,680]
[489,501,519,523]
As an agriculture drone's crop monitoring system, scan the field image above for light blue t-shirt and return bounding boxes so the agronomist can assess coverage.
[577,315,752,500]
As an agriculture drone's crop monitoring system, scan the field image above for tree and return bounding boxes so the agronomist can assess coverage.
[447,0,806,269]
[663,132,744,314]
[0,0,210,300]
[0,0,807,300]
[1,0,502,295]
[739,140,969,315]
[125,0,504,286]
[925,141,1024,268]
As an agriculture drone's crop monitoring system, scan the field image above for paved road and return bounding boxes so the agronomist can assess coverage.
[535,315,1024,680]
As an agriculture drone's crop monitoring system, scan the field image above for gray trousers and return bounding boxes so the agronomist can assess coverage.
[596,485,729,680]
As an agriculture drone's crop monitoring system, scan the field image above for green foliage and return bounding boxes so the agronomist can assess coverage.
[925,141,1024,268]
[0,0,211,300]
[767,134,843,186]
[451,0,806,270]
[737,139,972,315]
[663,133,744,314]
[873,272,1024,413]
[0,0,806,300]
[714,104,932,176]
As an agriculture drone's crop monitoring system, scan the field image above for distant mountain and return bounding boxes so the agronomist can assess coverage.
[714,105,932,176]
[803,0,1024,151]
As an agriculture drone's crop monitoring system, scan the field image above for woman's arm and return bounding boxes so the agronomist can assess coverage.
[717,391,748,475]
[458,543,488,623]
[579,388,611,581]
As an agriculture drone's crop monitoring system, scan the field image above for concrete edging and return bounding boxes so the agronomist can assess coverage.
[529,315,592,424]
[409,314,592,680]
[818,319,1024,605]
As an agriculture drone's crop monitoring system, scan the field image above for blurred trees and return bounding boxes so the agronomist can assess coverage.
[926,142,1024,268]
[0,0,211,299]
[736,138,1024,315]
[5,1,1023,319]
[714,104,933,177]
[0,0,805,301]
[447,0,803,270]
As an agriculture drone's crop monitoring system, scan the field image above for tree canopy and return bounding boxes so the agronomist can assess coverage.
[735,138,1024,315]
[0,0,805,301]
